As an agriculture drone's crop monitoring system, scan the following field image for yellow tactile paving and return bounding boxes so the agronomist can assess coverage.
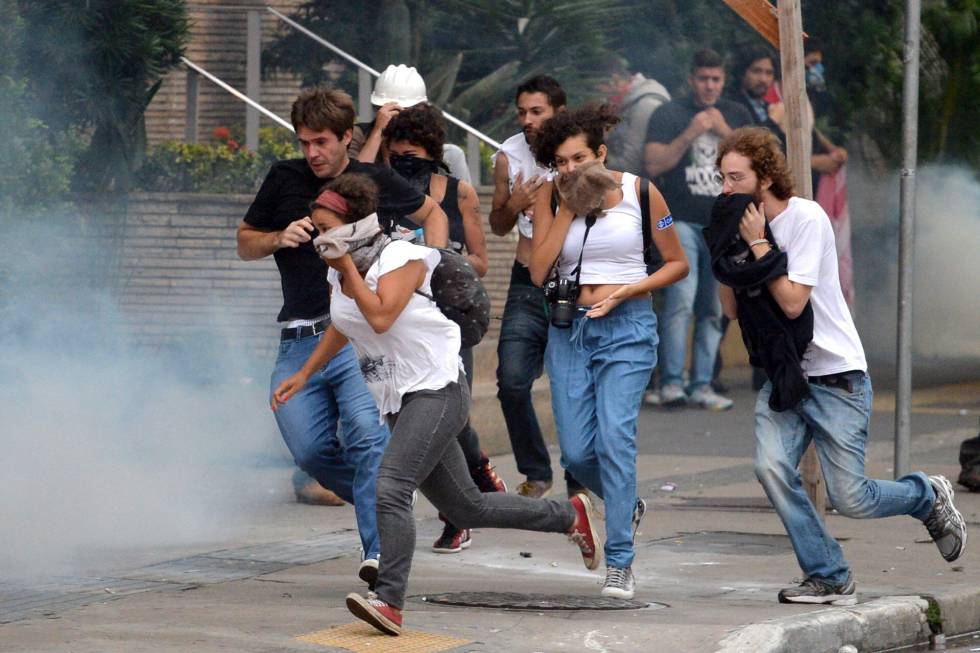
[872,381,980,414]
[297,622,470,653]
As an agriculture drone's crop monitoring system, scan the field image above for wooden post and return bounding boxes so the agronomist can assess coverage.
[777,0,824,513]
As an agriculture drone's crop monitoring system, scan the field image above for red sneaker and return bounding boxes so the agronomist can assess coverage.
[568,493,603,570]
[471,452,507,493]
[432,522,472,553]
[346,592,402,636]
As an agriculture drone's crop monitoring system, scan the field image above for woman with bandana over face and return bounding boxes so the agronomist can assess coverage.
[381,102,504,556]
[271,173,602,637]
[527,104,689,600]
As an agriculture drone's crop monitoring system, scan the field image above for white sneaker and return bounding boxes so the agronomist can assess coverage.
[688,386,733,411]
[659,384,687,407]
[642,390,662,406]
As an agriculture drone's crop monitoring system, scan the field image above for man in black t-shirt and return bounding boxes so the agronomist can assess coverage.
[644,49,751,412]
[237,86,447,588]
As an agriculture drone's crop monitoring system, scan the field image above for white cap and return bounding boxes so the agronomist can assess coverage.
[371,64,427,107]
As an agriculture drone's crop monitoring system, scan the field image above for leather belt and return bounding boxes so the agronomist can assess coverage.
[808,370,863,394]
[280,319,329,341]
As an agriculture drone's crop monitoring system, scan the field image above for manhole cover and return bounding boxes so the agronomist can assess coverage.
[645,530,793,555]
[416,592,658,611]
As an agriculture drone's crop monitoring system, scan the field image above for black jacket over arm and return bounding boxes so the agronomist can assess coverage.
[703,193,813,411]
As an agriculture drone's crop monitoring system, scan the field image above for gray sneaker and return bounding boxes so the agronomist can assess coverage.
[601,566,635,599]
[688,386,734,411]
[659,384,687,408]
[778,574,857,606]
[924,475,967,562]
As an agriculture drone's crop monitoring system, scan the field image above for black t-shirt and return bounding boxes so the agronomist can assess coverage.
[645,96,752,226]
[243,158,425,322]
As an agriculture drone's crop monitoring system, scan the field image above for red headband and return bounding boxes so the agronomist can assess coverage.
[313,189,349,216]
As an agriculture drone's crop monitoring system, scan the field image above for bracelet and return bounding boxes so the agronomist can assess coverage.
[749,238,770,248]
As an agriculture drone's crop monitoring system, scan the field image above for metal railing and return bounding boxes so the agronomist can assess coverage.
[266,6,500,182]
[181,7,499,183]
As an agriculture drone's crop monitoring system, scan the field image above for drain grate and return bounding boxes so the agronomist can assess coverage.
[416,591,658,611]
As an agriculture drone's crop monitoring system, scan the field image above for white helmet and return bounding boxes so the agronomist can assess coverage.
[371,64,427,107]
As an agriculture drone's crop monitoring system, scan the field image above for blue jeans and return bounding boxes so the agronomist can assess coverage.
[546,298,658,568]
[271,335,389,559]
[754,373,935,584]
[659,220,723,391]
[497,262,552,482]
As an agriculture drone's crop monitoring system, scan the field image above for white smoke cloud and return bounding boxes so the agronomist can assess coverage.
[0,216,290,580]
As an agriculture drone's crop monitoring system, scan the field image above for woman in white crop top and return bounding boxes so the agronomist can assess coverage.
[271,174,602,637]
[528,104,689,600]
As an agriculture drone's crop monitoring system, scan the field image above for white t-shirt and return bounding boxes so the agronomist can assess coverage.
[768,197,867,376]
[492,132,555,238]
[328,240,463,417]
[557,172,649,285]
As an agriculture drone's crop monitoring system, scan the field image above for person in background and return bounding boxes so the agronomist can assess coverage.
[382,102,509,555]
[644,49,751,411]
[489,75,586,499]
[349,64,471,183]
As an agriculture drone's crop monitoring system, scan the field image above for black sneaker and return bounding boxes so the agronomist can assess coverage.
[777,575,857,606]
[924,475,967,562]
[631,498,647,541]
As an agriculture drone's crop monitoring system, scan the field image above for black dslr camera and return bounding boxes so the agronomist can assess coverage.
[543,275,580,328]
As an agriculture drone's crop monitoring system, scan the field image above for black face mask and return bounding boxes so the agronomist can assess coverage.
[389,154,445,193]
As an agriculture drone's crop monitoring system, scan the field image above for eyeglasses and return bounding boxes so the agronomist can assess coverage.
[714,172,750,185]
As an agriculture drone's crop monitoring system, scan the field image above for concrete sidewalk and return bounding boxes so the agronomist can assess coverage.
[1,383,977,653]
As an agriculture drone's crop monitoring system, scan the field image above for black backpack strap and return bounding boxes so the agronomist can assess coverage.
[639,178,653,270]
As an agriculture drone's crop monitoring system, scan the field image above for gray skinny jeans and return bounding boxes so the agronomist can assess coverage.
[374,372,576,609]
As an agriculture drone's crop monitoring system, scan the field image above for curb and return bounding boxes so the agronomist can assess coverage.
[715,588,980,653]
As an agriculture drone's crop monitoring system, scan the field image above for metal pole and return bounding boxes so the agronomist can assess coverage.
[246,10,262,150]
[466,133,481,186]
[895,0,921,479]
[265,5,501,150]
[181,57,294,132]
[185,69,199,143]
[358,68,373,122]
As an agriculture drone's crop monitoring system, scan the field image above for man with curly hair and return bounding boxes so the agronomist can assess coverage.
[716,126,967,605]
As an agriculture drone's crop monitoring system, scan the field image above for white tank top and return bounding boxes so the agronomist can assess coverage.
[557,172,648,285]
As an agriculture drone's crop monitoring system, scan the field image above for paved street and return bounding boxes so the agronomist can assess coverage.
[1,378,977,652]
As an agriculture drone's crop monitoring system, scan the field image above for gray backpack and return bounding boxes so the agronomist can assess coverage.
[605,75,671,177]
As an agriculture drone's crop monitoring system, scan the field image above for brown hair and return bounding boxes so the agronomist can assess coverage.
[291,86,356,138]
[717,127,794,200]
[317,174,378,223]
[533,103,620,169]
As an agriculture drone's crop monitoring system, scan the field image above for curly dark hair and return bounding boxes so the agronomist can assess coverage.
[717,127,794,200]
[315,173,379,223]
[532,103,620,169]
[381,102,445,162]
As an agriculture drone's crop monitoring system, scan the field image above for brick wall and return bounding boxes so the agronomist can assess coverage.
[110,189,516,365]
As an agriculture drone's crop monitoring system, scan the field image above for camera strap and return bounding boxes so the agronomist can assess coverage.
[569,212,598,288]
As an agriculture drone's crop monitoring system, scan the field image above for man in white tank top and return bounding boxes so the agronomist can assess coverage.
[716,127,966,607]
[489,76,584,500]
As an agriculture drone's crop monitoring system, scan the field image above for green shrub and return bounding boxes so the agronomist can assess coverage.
[135,127,301,193]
